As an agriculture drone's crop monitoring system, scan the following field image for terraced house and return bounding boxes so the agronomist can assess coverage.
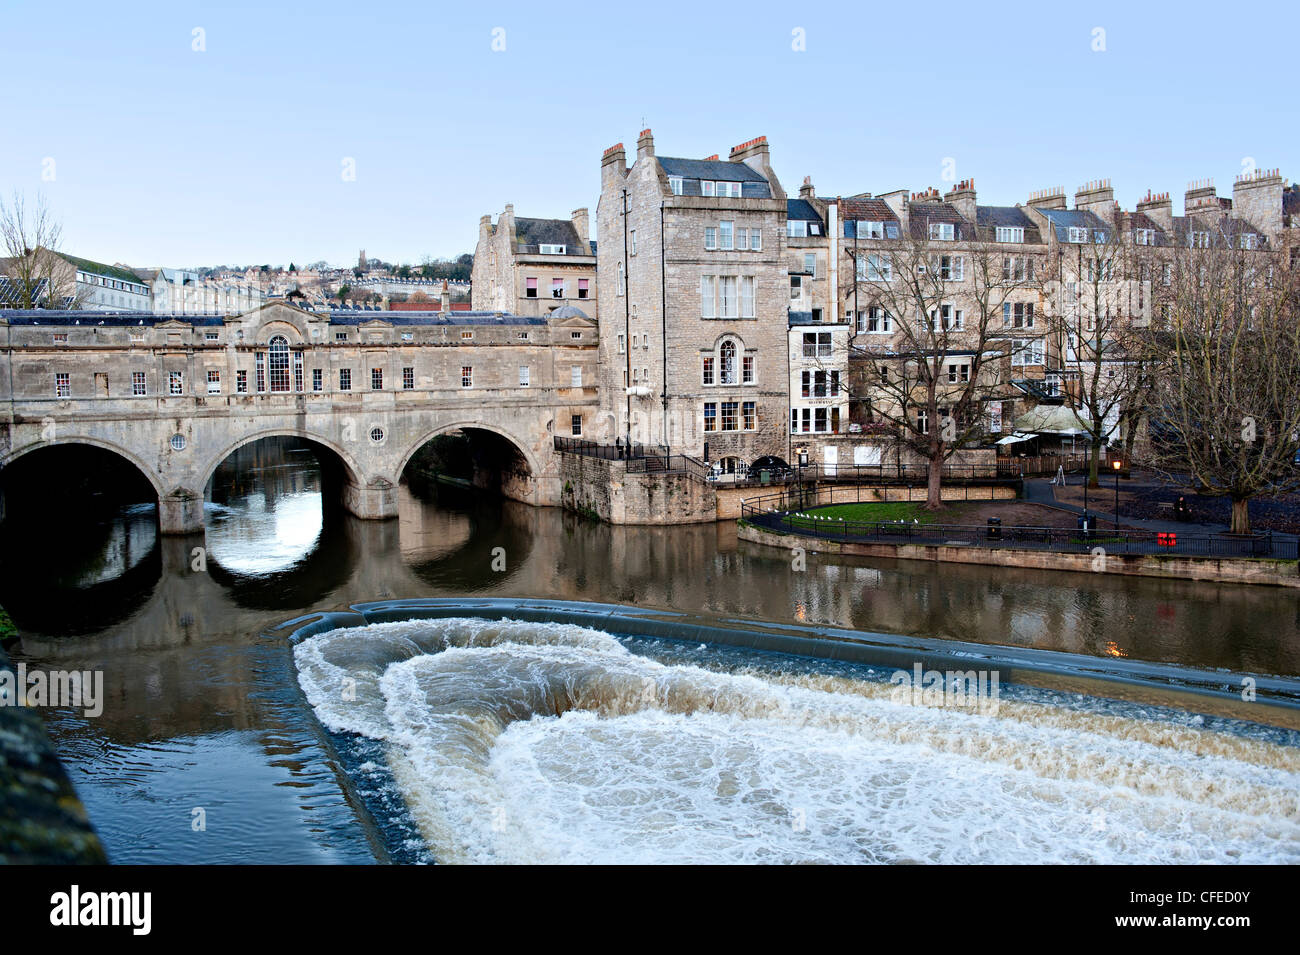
[472,205,598,319]
[596,130,790,472]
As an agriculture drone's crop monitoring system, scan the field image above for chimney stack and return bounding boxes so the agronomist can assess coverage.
[1184,179,1222,218]
[601,141,627,189]
[1135,190,1173,232]
[943,178,977,223]
[571,207,590,245]
[1075,179,1116,222]
[636,128,655,162]
[1232,167,1284,239]
[799,176,815,200]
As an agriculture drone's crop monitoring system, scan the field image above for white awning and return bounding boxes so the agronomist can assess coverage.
[996,432,1036,445]
[1011,406,1093,436]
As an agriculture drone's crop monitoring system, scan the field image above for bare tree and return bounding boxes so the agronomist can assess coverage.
[843,229,1040,508]
[0,192,82,308]
[1043,225,1153,486]
[1139,237,1300,534]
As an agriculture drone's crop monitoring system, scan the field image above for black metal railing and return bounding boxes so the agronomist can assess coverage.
[739,491,1298,561]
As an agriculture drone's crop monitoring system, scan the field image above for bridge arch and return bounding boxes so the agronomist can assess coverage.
[397,421,542,479]
[198,428,366,493]
[1,436,167,499]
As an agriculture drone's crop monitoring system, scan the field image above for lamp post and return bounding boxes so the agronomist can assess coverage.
[798,448,809,510]
[1112,458,1122,526]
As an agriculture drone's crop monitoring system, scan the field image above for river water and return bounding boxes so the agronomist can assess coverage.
[3,437,1298,863]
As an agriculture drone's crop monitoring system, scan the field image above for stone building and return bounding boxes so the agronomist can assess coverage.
[596,130,790,471]
[472,205,598,319]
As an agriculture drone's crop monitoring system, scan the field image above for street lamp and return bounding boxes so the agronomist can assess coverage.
[1112,458,1122,526]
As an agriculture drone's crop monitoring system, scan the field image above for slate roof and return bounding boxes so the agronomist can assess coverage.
[1036,208,1112,243]
[787,199,823,223]
[908,202,972,240]
[976,205,1043,244]
[0,309,549,327]
[1168,214,1266,247]
[514,218,588,254]
[657,157,773,199]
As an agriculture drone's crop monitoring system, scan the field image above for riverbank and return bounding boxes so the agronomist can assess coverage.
[0,638,107,864]
[738,521,1300,588]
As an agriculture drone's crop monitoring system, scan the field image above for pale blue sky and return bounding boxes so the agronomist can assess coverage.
[3,0,1293,269]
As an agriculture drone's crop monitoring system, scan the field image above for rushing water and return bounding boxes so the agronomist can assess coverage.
[2,436,1299,863]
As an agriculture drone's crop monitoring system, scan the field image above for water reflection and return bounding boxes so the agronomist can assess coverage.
[5,436,1300,862]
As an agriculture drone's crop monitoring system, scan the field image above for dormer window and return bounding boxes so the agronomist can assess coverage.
[669,177,684,195]
[539,244,566,255]
[929,222,955,241]
[1134,228,1155,245]
[1189,231,1209,248]
[1068,227,1089,244]
[995,226,1024,243]
[787,219,808,238]
[702,181,742,198]
[1240,233,1259,250]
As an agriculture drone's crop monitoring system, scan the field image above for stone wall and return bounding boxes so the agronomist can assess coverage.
[559,453,716,524]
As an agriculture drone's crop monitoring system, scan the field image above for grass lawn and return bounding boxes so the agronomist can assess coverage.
[787,501,964,525]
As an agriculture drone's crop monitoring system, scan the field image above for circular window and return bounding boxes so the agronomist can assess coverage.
[170,434,187,451]
[369,427,385,444]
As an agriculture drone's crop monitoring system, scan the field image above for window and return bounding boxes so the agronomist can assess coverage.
[642,334,649,349]
[719,221,734,250]
[461,366,473,388]
[857,306,891,334]
[740,276,754,317]
[399,366,413,390]
[705,227,717,250]
[947,363,970,383]
[750,230,761,251]
[917,409,929,434]
[860,220,884,239]
[335,331,348,342]
[742,355,754,384]
[1068,227,1089,244]
[929,222,955,241]
[933,255,964,280]
[1011,338,1045,367]
[237,370,248,393]
[132,371,146,396]
[720,401,739,431]
[460,330,473,340]
[790,275,802,299]
[629,231,637,255]
[519,366,530,388]
[736,227,748,250]
[702,356,715,385]
[339,368,352,391]
[995,226,1024,243]
[1134,228,1155,246]
[570,365,582,387]
[169,371,183,395]
[517,331,530,341]
[787,219,808,238]
[552,278,565,298]
[858,254,892,281]
[703,180,741,198]
[700,276,716,318]
[55,372,70,397]
[669,176,684,195]
[571,415,582,436]
[571,331,582,339]
[802,332,832,358]
[578,279,589,299]
[401,332,414,342]
[703,402,717,432]
[720,341,738,384]
[313,368,323,391]
[525,277,538,297]
[1240,233,1258,250]
[268,336,290,392]
[742,401,756,430]
[617,333,626,354]
[719,276,737,318]
[205,331,219,341]
[804,253,817,278]
[1002,256,1033,282]
[294,352,303,392]
[929,305,963,331]
[702,181,715,197]
[539,244,566,255]
[617,262,625,296]
[1002,302,1034,328]
[52,333,68,344]
[207,370,221,394]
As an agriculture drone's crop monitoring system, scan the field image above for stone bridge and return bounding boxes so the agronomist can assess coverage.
[0,302,600,533]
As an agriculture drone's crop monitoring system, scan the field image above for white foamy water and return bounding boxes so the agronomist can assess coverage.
[294,618,1300,864]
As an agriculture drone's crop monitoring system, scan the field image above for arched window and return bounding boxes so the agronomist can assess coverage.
[719,340,738,384]
[268,336,290,392]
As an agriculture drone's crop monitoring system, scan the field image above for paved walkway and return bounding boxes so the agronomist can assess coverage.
[1023,478,1299,543]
